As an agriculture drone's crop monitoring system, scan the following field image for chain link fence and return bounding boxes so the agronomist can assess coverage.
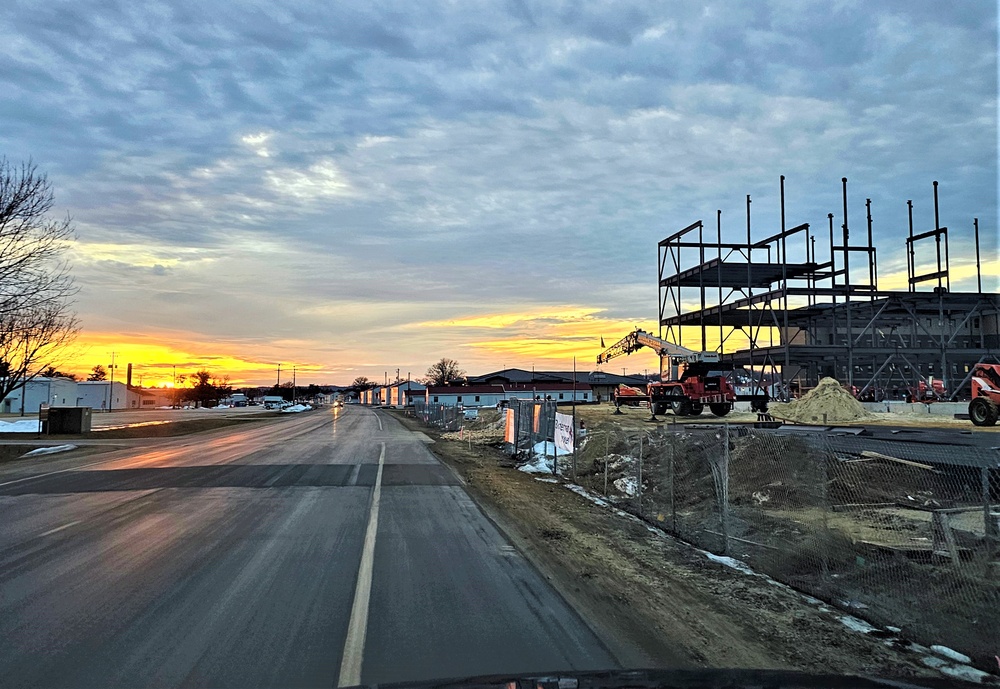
[579,424,1000,666]
[411,400,462,431]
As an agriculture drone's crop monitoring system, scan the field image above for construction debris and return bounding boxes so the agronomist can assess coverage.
[769,377,875,424]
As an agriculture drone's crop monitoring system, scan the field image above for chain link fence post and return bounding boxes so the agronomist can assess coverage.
[637,434,644,519]
[721,423,730,556]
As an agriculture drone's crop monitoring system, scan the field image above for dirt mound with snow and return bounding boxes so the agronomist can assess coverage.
[769,377,874,424]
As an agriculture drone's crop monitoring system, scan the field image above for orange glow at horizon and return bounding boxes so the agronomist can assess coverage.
[59,333,317,387]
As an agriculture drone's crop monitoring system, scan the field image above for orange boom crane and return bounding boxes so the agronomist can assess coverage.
[969,363,1000,426]
[597,329,766,417]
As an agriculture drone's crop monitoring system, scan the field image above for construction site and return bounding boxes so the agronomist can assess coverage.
[409,176,1000,678]
[648,177,999,404]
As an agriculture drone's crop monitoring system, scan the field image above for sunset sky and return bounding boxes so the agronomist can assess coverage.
[1,1,996,387]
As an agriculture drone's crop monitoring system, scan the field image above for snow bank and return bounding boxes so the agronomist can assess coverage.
[23,444,77,457]
[0,419,42,433]
[517,441,572,474]
[519,454,554,474]
[281,404,313,413]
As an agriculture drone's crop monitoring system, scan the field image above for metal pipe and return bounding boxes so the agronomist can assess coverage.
[780,176,789,382]
[842,178,853,387]
[975,218,982,293]
[907,200,914,292]
[747,195,753,368]
[866,198,874,289]
[718,210,724,352]
[934,181,942,290]
[700,222,706,351]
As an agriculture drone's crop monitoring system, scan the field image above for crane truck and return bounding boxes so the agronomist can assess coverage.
[597,329,769,417]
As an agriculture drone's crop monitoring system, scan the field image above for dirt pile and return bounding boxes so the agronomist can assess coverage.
[769,377,873,424]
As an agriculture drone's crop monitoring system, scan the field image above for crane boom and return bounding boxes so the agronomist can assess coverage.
[597,329,701,364]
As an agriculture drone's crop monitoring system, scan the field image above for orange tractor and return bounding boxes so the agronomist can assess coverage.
[969,363,1000,426]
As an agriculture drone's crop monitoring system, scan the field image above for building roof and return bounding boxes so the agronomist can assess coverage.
[468,368,647,387]
[426,382,592,395]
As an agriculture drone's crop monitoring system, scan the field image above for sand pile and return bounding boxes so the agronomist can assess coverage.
[769,377,873,424]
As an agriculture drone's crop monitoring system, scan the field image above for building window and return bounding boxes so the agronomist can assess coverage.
[583,393,588,399]
[457,396,462,402]
[475,396,480,402]
[433,396,438,402]
[559,393,564,399]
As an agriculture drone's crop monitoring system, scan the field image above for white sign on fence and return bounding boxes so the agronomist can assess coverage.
[554,412,574,453]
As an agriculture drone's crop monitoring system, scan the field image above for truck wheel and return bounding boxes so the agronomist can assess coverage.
[710,403,732,417]
[669,387,687,416]
[689,402,704,416]
[750,400,768,413]
[970,397,999,426]
[651,402,668,416]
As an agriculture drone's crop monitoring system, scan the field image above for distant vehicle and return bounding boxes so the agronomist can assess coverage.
[462,408,478,420]
[333,399,344,408]
[262,395,285,410]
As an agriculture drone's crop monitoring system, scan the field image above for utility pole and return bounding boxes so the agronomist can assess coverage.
[292,366,296,402]
[108,351,117,412]
[277,363,282,387]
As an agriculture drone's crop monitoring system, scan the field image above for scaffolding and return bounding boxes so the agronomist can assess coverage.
[658,177,1000,401]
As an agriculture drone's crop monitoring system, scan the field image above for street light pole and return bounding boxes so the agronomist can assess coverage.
[292,366,296,402]
[277,363,282,387]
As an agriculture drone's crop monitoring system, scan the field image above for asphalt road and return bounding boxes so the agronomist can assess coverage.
[0,407,616,688]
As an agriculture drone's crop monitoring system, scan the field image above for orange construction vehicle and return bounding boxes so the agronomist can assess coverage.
[598,329,769,418]
[969,363,1000,426]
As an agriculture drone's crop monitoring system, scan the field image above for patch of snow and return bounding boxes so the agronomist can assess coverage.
[929,645,972,664]
[0,419,43,433]
[531,440,571,457]
[281,404,313,413]
[518,454,554,474]
[920,656,990,684]
[23,444,77,457]
[613,475,638,496]
[837,615,879,634]
[534,477,558,484]
[704,553,757,576]
[563,483,610,507]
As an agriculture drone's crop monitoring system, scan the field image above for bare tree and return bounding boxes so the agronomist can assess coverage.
[0,157,79,403]
[350,376,377,390]
[424,358,465,386]
[87,365,108,381]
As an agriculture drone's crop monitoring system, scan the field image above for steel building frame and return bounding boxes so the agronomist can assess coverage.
[657,178,999,401]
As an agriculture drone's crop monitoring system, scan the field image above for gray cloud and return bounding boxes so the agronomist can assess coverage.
[1,0,995,380]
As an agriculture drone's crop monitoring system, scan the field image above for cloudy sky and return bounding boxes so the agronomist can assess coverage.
[1,0,996,386]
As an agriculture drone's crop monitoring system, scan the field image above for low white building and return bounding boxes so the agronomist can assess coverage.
[1,377,80,415]
[424,382,592,408]
[77,381,139,411]
[385,381,425,407]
